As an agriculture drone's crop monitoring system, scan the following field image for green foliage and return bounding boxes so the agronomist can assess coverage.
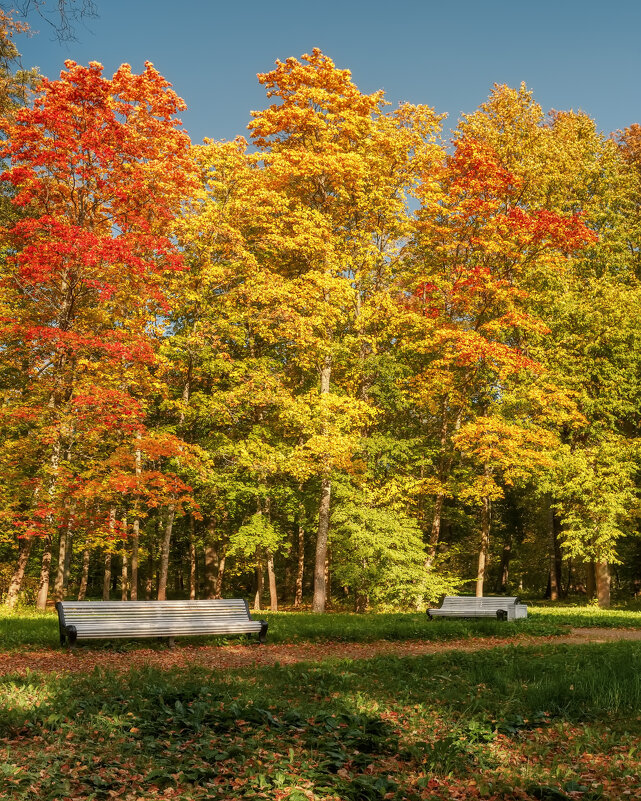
[227,513,285,559]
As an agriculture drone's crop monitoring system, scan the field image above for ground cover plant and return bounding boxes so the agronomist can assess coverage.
[2,640,641,800]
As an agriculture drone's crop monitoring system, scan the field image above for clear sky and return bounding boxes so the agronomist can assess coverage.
[14,0,641,146]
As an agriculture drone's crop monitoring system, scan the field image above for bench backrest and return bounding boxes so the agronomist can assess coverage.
[440,596,521,609]
[58,599,252,626]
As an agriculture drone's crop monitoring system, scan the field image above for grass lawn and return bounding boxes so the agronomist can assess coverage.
[2,641,641,799]
[6,602,641,651]
[2,605,641,799]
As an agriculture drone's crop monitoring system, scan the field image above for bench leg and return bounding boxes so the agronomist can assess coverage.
[258,622,268,644]
[426,610,433,620]
[496,610,507,621]
[167,637,176,648]
[65,626,78,650]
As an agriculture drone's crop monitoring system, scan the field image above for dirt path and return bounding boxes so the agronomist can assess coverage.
[2,628,640,677]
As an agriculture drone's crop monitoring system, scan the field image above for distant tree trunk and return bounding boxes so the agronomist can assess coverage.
[188,514,197,600]
[204,544,217,599]
[548,503,563,601]
[426,493,445,569]
[564,557,573,597]
[596,561,611,608]
[294,516,305,607]
[586,560,596,599]
[254,557,264,611]
[157,504,175,601]
[266,551,277,611]
[497,531,512,594]
[4,535,34,608]
[354,590,368,614]
[121,515,129,601]
[103,551,112,601]
[145,553,153,600]
[35,535,52,610]
[426,410,460,570]
[204,518,222,599]
[475,473,491,598]
[77,548,90,600]
[37,429,63,611]
[313,355,332,613]
[215,553,226,598]
[63,530,72,593]
[53,516,73,603]
[313,476,331,612]
[103,507,116,601]
[130,434,142,600]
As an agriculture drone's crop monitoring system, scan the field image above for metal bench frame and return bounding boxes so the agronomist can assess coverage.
[56,599,268,648]
[427,595,528,621]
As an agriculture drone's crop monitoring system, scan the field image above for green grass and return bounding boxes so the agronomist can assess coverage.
[3,603,641,652]
[528,603,641,629]
[2,642,641,799]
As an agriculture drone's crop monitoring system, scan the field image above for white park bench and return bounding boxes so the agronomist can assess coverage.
[55,599,268,648]
[427,596,528,621]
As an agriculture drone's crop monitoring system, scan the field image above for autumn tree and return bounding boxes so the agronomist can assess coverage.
[0,59,196,607]
[405,87,597,596]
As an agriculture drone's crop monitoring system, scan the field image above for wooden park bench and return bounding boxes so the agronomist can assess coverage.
[55,599,268,648]
[427,596,528,621]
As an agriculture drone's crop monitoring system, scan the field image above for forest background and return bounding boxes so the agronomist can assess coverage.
[2,5,641,613]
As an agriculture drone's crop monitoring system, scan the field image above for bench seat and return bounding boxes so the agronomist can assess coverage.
[56,599,268,647]
[427,596,527,621]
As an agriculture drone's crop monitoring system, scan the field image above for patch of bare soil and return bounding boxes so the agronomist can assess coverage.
[1,628,639,677]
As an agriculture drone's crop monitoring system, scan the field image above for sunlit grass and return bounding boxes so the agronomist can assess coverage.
[1,602,641,653]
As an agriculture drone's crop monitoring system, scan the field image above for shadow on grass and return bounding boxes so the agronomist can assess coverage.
[1,641,641,799]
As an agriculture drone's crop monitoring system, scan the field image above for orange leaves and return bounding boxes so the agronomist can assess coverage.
[251,48,383,148]
[0,59,198,544]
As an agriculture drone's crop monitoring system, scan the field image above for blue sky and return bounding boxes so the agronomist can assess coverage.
[15,0,641,146]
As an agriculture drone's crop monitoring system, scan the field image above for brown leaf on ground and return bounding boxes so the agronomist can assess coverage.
[1,628,640,676]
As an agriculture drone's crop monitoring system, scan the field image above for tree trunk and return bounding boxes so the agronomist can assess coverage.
[425,409,460,569]
[103,551,112,600]
[120,514,129,601]
[497,531,512,594]
[121,553,128,601]
[77,548,90,601]
[4,536,34,608]
[266,551,277,611]
[475,486,491,598]
[130,433,142,600]
[595,561,611,608]
[215,553,226,598]
[254,557,264,611]
[313,476,331,612]
[103,507,116,601]
[157,505,175,601]
[189,514,197,600]
[586,560,596,599]
[426,492,445,569]
[313,355,332,613]
[63,530,72,594]
[204,518,220,599]
[53,517,72,603]
[145,552,153,600]
[294,516,305,607]
[548,504,563,601]
[35,535,52,610]
[204,544,217,599]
